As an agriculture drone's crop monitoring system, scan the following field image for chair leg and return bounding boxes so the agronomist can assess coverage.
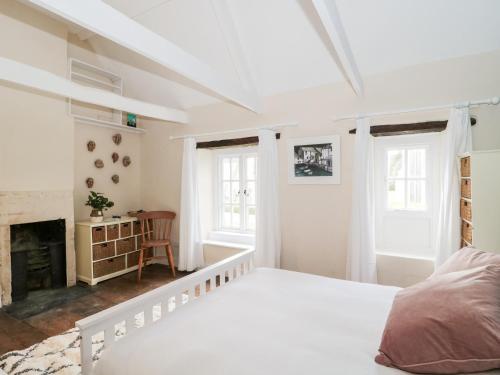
[166,244,176,278]
[137,249,144,282]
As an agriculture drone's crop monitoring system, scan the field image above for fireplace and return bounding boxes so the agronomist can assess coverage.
[10,219,67,302]
[0,191,76,306]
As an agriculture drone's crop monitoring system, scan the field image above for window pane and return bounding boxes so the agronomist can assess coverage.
[231,205,240,228]
[231,157,239,180]
[231,182,240,204]
[222,158,231,180]
[246,181,255,205]
[407,180,426,210]
[387,179,405,210]
[223,205,231,227]
[223,181,231,203]
[246,156,256,180]
[387,150,405,178]
[408,149,426,178]
[246,206,256,231]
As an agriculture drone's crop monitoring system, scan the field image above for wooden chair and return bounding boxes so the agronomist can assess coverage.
[136,211,176,282]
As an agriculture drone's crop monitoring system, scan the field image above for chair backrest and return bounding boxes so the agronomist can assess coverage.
[137,211,176,242]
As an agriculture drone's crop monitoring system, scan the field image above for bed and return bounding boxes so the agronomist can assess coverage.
[76,250,499,375]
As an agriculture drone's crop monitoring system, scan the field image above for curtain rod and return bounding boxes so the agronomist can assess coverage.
[169,122,298,140]
[332,96,500,123]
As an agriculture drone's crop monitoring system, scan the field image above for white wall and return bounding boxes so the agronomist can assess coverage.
[0,1,73,192]
[3,3,500,287]
[140,49,500,286]
[0,4,143,221]
[66,34,143,221]
[73,125,142,220]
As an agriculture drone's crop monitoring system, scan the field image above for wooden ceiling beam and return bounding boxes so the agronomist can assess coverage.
[25,0,261,113]
[210,0,258,95]
[0,57,188,124]
[311,0,363,96]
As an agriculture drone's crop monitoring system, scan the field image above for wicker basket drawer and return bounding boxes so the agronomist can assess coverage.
[127,249,153,267]
[460,156,471,177]
[127,251,140,267]
[92,241,115,261]
[116,237,135,255]
[93,255,125,278]
[460,199,472,221]
[461,221,473,244]
[91,226,106,243]
[120,222,132,238]
[106,224,119,241]
[460,178,471,199]
[133,221,142,235]
[136,235,143,249]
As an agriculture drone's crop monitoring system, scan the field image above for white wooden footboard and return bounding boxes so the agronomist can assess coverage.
[76,249,255,375]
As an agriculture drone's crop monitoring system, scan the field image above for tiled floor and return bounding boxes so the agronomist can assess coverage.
[0,264,187,356]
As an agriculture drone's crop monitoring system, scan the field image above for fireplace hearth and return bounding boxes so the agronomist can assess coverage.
[10,220,67,302]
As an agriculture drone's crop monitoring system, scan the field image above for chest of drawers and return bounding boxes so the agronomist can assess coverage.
[75,217,153,285]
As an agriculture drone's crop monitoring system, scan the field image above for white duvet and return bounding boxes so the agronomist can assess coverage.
[92,268,497,375]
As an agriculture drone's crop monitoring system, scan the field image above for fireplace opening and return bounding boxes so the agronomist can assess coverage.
[10,219,66,302]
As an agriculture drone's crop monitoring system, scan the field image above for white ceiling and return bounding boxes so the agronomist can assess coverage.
[80,0,500,110]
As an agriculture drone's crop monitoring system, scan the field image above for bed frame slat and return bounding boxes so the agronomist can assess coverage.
[144,306,153,325]
[175,293,183,309]
[80,334,93,375]
[76,249,255,375]
[126,316,136,333]
[104,327,114,348]
[219,272,226,286]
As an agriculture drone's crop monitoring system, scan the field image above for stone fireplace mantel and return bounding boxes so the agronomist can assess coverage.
[0,191,76,306]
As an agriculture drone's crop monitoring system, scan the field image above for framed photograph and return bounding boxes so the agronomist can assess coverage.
[288,135,341,184]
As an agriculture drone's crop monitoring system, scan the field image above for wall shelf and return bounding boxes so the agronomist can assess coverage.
[69,58,134,130]
[74,115,145,134]
[71,72,122,90]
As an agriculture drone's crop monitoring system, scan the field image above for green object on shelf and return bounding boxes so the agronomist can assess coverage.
[127,113,137,128]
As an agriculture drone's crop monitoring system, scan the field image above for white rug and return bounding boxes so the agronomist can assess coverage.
[0,301,174,374]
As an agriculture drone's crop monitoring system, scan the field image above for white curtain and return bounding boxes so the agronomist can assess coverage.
[178,137,204,271]
[255,129,281,268]
[435,107,472,266]
[346,118,378,283]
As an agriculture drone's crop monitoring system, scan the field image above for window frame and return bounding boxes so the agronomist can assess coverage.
[383,144,430,213]
[374,133,440,259]
[213,147,257,234]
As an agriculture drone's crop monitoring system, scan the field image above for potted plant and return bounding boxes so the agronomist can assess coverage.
[85,191,114,223]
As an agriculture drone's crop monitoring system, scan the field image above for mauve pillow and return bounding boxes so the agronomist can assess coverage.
[432,247,500,277]
[375,264,500,374]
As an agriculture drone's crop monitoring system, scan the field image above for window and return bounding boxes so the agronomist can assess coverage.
[386,147,427,211]
[215,148,257,233]
[374,134,440,259]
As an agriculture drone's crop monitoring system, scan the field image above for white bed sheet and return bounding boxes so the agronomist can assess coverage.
[93,268,499,375]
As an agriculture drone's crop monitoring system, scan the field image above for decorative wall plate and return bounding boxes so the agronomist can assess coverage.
[112,133,122,145]
[122,156,131,167]
[94,159,104,169]
[111,174,120,184]
[87,140,96,152]
[86,177,94,188]
[112,152,119,163]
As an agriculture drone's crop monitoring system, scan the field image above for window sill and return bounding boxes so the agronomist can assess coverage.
[203,239,253,251]
[207,231,255,246]
[376,251,435,262]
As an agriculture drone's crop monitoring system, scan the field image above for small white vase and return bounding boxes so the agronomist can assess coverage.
[90,209,104,223]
